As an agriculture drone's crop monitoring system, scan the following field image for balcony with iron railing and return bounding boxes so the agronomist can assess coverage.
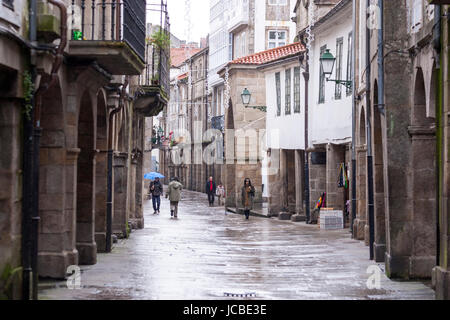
[134,1,170,117]
[68,0,146,75]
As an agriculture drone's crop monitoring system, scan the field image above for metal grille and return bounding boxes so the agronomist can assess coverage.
[71,0,146,61]
[141,1,170,97]
[123,0,146,62]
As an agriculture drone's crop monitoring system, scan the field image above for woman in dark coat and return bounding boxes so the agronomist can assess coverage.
[241,178,255,220]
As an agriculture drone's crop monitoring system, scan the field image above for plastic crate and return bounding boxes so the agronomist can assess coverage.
[320,210,344,230]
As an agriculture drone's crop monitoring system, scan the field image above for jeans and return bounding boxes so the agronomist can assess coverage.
[207,193,215,205]
[152,195,161,212]
[170,201,179,217]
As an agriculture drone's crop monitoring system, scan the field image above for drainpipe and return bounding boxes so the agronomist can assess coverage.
[303,43,311,224]
[190,58,194,190]
[106,78,129,253]
[22,0,38,301]
[433,4,442,268]
[205,51,209,182]
[375,0,385,258]
[366,0,375,260]
[350,0,357,236]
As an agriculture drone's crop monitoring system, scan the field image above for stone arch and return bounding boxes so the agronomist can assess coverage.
[94,90,108,252]
[359,106,366,145]
[76,90,97,265]
[409,67,436,277]
[428,64,437,119]
[372,80,386,262]
[38,79,74,278]
[113,104,129,238]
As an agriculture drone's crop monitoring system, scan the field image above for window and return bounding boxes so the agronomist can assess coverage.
[319,45,327,104]
[241,32,246,58]
[229,33,234,60]
[275,72,281,117]
[234,34,240,58]
[285,69,291,115]
[335,37,344,100]
[346,32,353,96]
[268,0,287,5]
[294,67,301,113]
[2,0,14,10]
[268,30,287,49]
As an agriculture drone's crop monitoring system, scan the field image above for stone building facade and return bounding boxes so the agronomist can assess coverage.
[218,56,267,211]
[162,47,222,195]
[0,0,169,299]
[435,1,450,300]
[258,43,306,220]
[351,0,438,281]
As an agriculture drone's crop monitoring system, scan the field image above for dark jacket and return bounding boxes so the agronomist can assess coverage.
[205,181,216,195]
[150,181,163,197]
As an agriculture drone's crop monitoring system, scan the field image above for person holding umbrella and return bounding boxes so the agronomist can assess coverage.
[149,177,163,215]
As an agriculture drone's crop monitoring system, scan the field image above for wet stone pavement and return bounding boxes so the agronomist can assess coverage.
[39,189,435,300]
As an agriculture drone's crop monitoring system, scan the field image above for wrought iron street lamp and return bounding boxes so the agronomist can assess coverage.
[241,88,251,106]
[320,49,352,89]
[240,88,267,112]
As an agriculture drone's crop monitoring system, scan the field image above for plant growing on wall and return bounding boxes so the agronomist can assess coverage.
[0,264,22,300]
[148,30,170,49]
[23,71,34,121]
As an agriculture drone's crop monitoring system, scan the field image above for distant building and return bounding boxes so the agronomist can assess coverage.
[209,0,297,130]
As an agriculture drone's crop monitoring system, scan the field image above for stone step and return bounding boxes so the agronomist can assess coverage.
[278,212,292,220]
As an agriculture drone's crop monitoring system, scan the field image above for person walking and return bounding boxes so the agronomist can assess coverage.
[149,177,163,215]
[216,182,225,206]
[166,177,183,219]
[205,176,216,207]
[241,178,255,220]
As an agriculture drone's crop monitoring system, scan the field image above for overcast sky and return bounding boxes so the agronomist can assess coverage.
[147,0,210,43]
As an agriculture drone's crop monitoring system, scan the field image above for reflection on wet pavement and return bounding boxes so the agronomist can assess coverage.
[39,190,435,300]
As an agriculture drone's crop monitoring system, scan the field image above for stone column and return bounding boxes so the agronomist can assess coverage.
[94,151,108,252]
[353,145,367,241]
[409,127,436,278]
[268,149,282,216]
[133,156,144,230]
[39,148,80,279]
[113,153,128,238]
[292,150,306,222]
[0,101,25,294]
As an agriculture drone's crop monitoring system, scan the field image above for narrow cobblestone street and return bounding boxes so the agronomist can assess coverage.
[38,189,435,300]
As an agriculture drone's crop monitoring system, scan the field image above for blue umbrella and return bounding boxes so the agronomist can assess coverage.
[144,172,165,180]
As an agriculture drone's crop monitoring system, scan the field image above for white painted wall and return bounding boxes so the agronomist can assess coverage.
[264,60,305,151]
[309,4,353,147]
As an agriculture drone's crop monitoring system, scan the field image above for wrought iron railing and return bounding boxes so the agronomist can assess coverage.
[211,115,225,133]
[70,0,146,61]
[140,1,170,97]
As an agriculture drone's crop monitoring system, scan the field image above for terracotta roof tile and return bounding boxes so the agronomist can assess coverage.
[229,42,305,66]
[170,48,202,68]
